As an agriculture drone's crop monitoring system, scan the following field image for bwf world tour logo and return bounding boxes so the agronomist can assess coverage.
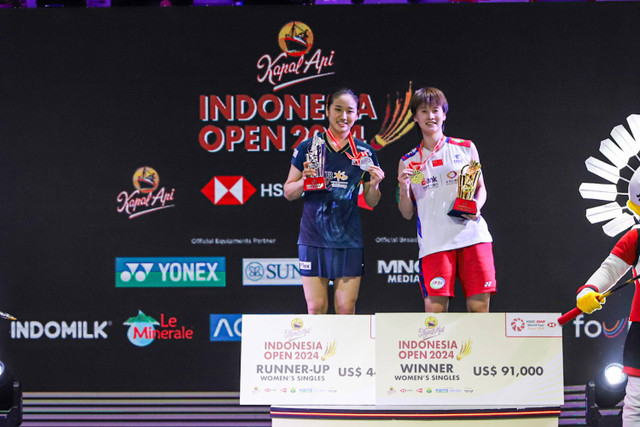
[116,167,176,219]
[257,21,335,92]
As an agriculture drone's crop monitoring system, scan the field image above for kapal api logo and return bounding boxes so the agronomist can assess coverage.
[418,316,444,340]
[284,317,311,341]
[116,167,175,219]
[258,21,334,92]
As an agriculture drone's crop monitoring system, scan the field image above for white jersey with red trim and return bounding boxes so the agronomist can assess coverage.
[401,137,493,258]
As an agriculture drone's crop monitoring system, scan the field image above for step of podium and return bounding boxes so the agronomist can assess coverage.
[20,391,271,426]
[15,386,612,426]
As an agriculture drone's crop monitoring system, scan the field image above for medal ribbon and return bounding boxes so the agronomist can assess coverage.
[326,129,367,161]
[407,135,446,171]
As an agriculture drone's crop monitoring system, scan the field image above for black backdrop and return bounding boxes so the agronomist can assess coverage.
[0,2,638,391]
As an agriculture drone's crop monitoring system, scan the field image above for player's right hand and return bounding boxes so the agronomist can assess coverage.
[577,290,605,314]
[302,161,316,178]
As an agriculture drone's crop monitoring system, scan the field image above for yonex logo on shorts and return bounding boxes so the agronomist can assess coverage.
[299,261,312,270]
[430,277,445,290]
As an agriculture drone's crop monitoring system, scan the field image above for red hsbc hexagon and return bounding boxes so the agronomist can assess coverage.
[202,176,256,205]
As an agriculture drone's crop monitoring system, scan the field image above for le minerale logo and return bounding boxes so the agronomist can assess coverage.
[124,310,194,347]
[116,257,226,288]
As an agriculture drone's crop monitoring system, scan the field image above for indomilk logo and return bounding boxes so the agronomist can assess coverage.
[11,320,110,340]
[124,310,194,347]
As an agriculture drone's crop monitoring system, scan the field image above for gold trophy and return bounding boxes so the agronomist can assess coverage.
[448,160,482,217]
[304,134,331,191]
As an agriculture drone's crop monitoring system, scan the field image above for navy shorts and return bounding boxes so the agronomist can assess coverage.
[298,245,364,280]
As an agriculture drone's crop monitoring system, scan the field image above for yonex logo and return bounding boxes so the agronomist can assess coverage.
[116,257,226,288]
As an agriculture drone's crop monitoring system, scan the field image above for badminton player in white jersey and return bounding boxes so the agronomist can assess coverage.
[398,87,496,313]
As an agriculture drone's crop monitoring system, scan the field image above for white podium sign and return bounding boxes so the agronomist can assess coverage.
[240,314,376,405]
[375,313,564,406]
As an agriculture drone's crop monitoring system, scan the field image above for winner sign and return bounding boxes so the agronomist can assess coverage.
[375,313,564,407]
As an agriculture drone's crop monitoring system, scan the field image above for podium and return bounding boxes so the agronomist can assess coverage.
[240,313,563,426]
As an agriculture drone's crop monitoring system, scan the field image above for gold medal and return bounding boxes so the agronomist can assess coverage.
[410,169,424,184]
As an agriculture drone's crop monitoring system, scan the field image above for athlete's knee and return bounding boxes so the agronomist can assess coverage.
[334,297,356,314]
[425,296,449,313]
[466,294,490,313]
[307,305,328,315]
[306,298,329,314]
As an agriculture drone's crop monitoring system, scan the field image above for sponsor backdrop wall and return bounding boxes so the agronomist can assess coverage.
[0,3,638,392]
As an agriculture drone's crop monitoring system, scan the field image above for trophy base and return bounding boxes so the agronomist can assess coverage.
[304,177,331,192]
[447,198,477,217]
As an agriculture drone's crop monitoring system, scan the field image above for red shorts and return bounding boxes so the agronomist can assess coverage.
[418,242,496,298]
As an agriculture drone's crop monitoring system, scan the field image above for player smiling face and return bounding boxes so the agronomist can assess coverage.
[326,93,358,139]
[414,102,446,137]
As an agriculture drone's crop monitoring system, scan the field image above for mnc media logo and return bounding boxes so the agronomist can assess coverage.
[210,314,242,342]
[116,257,226,288]
[377,259,420,284]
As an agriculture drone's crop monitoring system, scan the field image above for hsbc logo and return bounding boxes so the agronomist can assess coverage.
[202,176,256,205]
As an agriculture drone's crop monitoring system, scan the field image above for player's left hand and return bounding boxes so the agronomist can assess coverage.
[462,210,480,221]
[368,165,385,187]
